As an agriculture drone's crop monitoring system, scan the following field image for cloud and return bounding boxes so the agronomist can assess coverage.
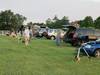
[91,0,100,2]
[81,0,100,2]
[90,0,100,2]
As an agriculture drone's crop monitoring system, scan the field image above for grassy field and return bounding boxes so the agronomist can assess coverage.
[0,36,100,75]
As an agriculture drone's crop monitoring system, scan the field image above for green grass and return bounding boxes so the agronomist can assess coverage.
[0,36,100,75]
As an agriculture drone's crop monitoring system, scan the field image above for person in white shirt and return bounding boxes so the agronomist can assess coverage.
[23,27,30,46]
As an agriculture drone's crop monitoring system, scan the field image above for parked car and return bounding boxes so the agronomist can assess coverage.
[35,28,47,38]
[47,29,65,40]
[47,29,57,40]
[35,28,65,40]
[80,40,100,57]
[39,28,47,36]
[63,26,100,46]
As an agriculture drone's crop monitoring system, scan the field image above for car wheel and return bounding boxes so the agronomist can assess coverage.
[51,36,55,40]
[94,49,100,58]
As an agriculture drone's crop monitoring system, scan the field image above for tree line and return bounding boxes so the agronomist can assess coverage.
[0,10,26,31]
[0,10,100,31]
[79,16,100,29]
[46,16,100,29]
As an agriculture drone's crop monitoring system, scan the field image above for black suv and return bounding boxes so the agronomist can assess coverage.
[63,26,100,46]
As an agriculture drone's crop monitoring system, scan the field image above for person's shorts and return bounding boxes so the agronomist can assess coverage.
[24,36,30,41]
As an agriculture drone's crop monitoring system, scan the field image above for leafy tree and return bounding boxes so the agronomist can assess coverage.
[53,15,59,22]
[0,10,26,31]
[46,16,69,28]
[0,10,14,30]
[94,16,100,29]
[14,14,26,30]
[61,16,69,25]
[79,16,94,28]
[46,18,53,28]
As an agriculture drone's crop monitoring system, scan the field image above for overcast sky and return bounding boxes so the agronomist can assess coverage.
[0,0,100,23]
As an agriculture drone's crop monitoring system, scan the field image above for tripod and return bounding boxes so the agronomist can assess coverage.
[75,47,90,61]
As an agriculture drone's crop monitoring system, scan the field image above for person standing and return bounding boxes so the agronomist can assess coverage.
[23,27,30,46]
[56,30,61,46]
[29,27,33,41]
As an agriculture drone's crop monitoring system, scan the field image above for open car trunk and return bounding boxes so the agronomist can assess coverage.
[63,26,100,46]
[63,26,77,43]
